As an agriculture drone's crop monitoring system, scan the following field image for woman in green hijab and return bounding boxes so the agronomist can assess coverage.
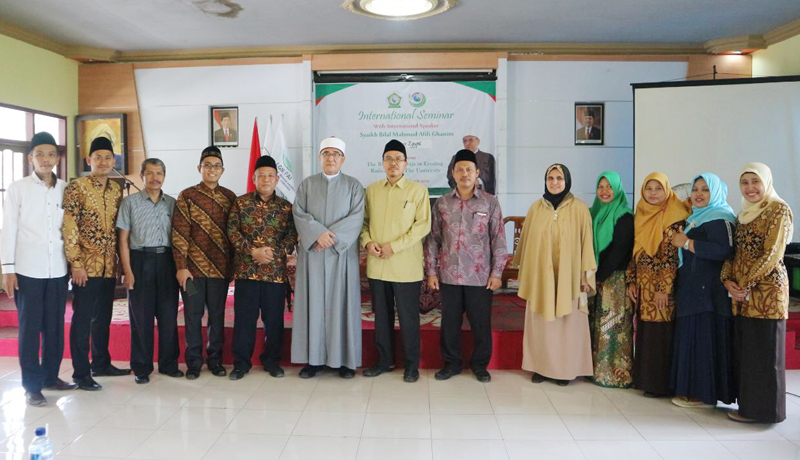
[589,171,635,388]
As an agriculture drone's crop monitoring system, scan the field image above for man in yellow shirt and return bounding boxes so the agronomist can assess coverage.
[360,139,431,382]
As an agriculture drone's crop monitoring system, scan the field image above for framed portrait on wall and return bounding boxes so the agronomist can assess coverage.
[211,106,239,147]
[575,103,604,146]
[75,113,128,176]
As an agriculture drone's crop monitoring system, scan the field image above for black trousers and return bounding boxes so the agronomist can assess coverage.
[70,277,116,379]
[182,277,229,371]
[128,250,180,376]
[368,279,421,370]
[439,283,493,372]
[232,279,285,371]
[15,274,68,392]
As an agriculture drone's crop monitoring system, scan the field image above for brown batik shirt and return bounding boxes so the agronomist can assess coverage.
[172,182,238,279]
[62,175,122,278]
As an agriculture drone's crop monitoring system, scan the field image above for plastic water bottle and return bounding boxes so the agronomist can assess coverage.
[28,426,53,460]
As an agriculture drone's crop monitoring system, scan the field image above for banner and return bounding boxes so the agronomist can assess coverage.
[314,81,496,195]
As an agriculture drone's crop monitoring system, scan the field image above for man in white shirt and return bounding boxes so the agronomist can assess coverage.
[1,132,76,407]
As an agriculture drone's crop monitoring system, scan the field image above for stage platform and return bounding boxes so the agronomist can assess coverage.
[0,287,526,370]
[0,290,797,370]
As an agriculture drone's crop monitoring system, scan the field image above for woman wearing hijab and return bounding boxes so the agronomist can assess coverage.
[722,163,793,423]
[589,171,634,388]
[515,164,596,386]
[670,173,737,408]
[627,172,690,397]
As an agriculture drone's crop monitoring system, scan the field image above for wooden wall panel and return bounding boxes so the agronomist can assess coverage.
[687,55,752,80]
[508,55,690,62]
[508,53,752,80]
[78,63,145,187]
[133,57,302,69]
[311,52,506,71]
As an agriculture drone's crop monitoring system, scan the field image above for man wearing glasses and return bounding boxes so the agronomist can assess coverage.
[361,139,431,382]
[292,137,365,379]
[171,146,237,379]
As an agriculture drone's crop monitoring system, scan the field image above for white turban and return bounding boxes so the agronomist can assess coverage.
[319,137,346,155]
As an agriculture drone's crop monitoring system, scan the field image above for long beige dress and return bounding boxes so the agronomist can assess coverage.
[514,194,596,380]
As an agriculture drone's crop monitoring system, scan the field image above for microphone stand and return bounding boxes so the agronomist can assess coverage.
[111,167,141,196]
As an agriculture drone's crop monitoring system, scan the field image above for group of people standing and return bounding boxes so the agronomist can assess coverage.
[1,133,507,406]
[3,131,793,425]
[515,163,793,424]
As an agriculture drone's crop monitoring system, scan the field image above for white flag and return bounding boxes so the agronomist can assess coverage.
[261,115,273,157]
[272,115,296,202]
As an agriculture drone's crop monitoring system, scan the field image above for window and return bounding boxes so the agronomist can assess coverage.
[0,103,68,230]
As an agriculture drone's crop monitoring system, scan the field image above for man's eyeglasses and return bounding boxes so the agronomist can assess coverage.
[201,163,224,170]
[383,156,406,164]
[321,151,344,158]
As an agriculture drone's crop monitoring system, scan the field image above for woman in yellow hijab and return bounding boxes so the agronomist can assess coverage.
[626,172,690,397]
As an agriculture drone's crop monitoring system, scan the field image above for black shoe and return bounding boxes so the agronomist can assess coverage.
[134,374,150,384]
[363,366,394,377]
[339,367,355,379]
[186,369,200,380]
[160,370,185,378]
[531,373,545,384]
[25,391,46,407]
[74,377,102,391]
[92,365,131,377]
[209,365,227,377]
[42,378,78,391]
[556,379,570,386]
[265,365,285,378]
[299,365,322,379]
[229,369,247,380]
[473,369,491,383]
[403,368,420,383]
[434,366,462,381]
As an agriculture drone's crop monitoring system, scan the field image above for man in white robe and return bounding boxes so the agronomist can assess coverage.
[291,137,365,378]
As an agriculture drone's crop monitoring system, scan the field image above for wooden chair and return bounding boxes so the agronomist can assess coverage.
[501,216,526,289]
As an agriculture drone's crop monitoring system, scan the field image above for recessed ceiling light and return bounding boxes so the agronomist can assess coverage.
[343,0,458,20]
[363,0,434,16]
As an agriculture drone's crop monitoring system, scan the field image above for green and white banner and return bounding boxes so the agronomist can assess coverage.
[314,81,496,195]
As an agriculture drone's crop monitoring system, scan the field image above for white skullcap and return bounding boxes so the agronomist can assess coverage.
[319,137,346,155]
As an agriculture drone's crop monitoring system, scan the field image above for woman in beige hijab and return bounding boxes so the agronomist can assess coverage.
[722,162,793,423]
[514,164,596,386]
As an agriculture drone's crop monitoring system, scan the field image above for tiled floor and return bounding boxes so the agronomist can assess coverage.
[0,358,797,459]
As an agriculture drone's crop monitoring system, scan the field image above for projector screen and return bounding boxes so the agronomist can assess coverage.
[633,76,800,241]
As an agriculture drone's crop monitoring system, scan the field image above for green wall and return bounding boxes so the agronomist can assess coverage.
[0,34,79,177]
[752,34,800,77]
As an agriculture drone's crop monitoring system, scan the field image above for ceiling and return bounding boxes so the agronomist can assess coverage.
[1,0,800,56]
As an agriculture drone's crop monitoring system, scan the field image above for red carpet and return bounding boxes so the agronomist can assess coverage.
[0,290,526,370]
[0,293,796,370]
